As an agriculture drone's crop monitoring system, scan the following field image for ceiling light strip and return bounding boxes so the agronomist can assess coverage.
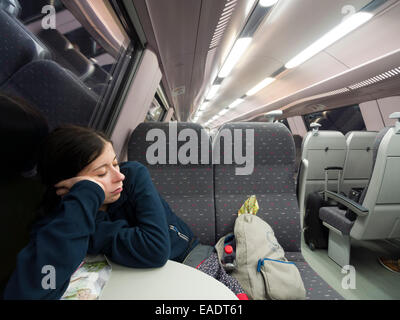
[285,12,373,69]
[218,37,252,78]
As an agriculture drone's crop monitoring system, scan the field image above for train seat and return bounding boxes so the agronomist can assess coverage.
[37,29,73,53]
[297,126,347,227]
[213,122,300,250]
[0,95,48,298]
[319,115,400,267]
[127,122,216,246]
[1,59,99,130]
[38,28,94,81]
[212,122,343,300]
[340,131,378,194]
[0,9,49,87]
[54,48,95,81]
[0,8,99,130]
[38,29,111,88]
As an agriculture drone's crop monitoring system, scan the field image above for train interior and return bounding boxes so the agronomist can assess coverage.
[1,0,400,300]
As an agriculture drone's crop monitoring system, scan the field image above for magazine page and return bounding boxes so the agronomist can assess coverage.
[61,255,112,300]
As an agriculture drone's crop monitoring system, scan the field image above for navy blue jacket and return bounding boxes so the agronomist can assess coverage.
[4,161,198,299]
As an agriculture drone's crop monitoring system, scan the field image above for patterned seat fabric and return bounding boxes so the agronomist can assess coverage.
[1,60,99,130]
[0,9,38,86]
[213,122,343,300]
[128,122,216,245]
[213,122,301,252]
[0,9,98,130]
[287,253,343,300]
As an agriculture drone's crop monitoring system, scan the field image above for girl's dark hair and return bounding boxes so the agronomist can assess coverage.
[37,124,112,216]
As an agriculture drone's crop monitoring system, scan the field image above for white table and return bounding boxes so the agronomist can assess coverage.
[100,260,238,300]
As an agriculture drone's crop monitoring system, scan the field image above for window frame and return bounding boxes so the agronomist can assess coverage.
[90,0,146,136]
[302,104,366,135]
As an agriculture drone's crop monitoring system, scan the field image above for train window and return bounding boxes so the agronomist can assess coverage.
[13,0,135,130]
[278,118,291,132]
[63,27,107,61]
[303,105,366,135]
[145,93,167,122]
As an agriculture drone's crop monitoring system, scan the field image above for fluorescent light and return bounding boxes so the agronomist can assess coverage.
[245,0,257,15]
[285,12,373,69]
[206,84,221,100]
[259,0,278,7]
[218,108,229,116]
[199,101,211,111]
[228,98,244,109]
[246,77,275,96]
[218,37,252,78]
[198,103,208,111]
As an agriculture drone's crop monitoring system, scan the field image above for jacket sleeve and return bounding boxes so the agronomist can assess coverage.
[88,162,170,268]
[3,180,104,300]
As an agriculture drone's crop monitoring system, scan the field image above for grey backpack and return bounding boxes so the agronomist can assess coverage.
[215,214,306,300]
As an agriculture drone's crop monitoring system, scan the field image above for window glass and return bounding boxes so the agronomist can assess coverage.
[278,118,291,132]
[11,0,132,128]
[145,94,167,122]
[303,105,366,135]
[27,0,130,92]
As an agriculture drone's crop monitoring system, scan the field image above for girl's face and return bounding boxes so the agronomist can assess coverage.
[78,142,125,208]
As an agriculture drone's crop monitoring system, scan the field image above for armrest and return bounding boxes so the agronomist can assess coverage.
[324,190,369,217]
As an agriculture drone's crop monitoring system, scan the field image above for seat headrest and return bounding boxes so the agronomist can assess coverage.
[345,131,377,150]
[128,122,211,166]
[214,122,295,167]
[303,130,346,150]
[2,59,99,131]
[0,9,51,86]
[0,94,49,176]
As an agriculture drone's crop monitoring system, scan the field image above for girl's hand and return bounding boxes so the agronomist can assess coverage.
[54,176,105,197]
